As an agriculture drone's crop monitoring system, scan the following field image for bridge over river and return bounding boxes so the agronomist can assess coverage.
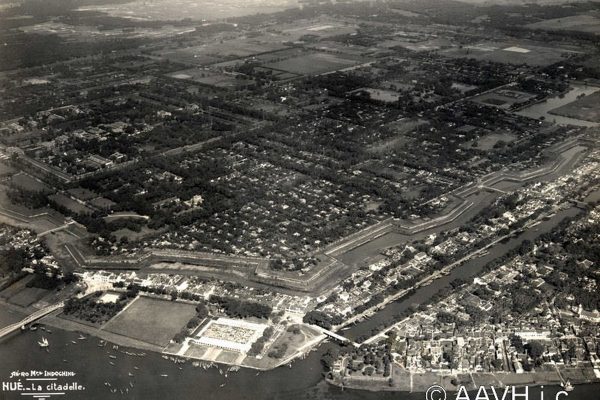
[0,302,64,339]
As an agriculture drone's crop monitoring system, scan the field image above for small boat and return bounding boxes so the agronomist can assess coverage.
[134,366,139,370]
[562,381,574,392]
[160,374,168,377]
[128,372,134,377]
[109,362,115,366]
[78,334,86,340]
[109,355,117,359]
[129,382,134,388]
[38,337,49,348]
[30,325,38,331]
[220,384,226,388]
[71,341,77,344]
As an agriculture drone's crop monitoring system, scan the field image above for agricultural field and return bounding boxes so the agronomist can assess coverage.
[167,69,253,88]
[549,91,600,123]
[10,172,52,193]
[154,39,287,66]
[263,51,367,76]
[526,14,600,35]
[103,296,197,347]
[441,41,580,67]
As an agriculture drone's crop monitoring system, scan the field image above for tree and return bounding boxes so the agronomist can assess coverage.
[321,348,339,371]
[525,341,545,359]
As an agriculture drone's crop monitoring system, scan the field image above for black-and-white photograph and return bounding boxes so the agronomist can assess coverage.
[0,0,599,399]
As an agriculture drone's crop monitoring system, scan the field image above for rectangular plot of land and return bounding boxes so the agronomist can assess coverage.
[264,52,365,75]
[103,296,197,347]
[10,172,52,193]
[441,41,580,67]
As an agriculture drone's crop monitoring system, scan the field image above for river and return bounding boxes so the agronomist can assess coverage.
[516,84,600,127]
[1,328,599,400]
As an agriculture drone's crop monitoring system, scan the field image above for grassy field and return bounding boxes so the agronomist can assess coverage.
[168,69,252,88]
[264,52,364,75]
[473,132,517,151]
[0,275,51,307]
[103,296,197,347]
[10,172,52,193]
[0,161,16,177]
[526,14,600,35]
[0,306,26,329]
[48,193,93,215]
[441,41,579,67]
[155,40,286,66]
[549,91,600,123]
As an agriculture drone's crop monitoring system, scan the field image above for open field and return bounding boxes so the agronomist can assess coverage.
[48,193,93,215]
[154,40,287,65]
[167,69,252,88]
[264,52,366,75]
[103,296,197,347]
[10,172,52,193]
[441,41,579,66]
[471,132,517,151]
[76,0,299,22]
[549,91,600,123]
[0,275,51,307]
[7,287,50,307]
[0,306,25,329]
[526,14,600,35]
[359,88,400,103]
[0,161,15,177]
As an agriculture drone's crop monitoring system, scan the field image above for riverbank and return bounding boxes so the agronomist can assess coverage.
[328,365,600,392]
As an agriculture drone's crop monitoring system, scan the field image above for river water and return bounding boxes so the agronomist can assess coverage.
[516,84,600,127]
[1,328,598,400]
